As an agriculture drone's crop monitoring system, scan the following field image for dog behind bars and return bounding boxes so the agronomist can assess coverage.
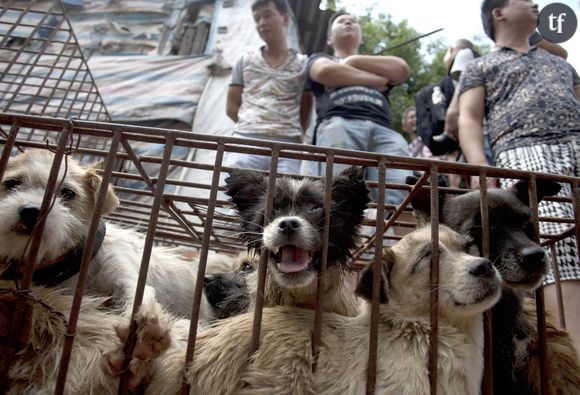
[144,225,501,394]
[408,176,580,394]
[0,149,213,323]
[223,166,370,316]
[0,284,174,393]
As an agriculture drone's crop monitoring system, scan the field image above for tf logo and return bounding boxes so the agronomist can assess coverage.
[538,2,577,43]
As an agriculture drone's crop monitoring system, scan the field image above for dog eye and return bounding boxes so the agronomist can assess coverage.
[240,262,255,274]
[308,205,323,213]
[60,188,76,201]
[3,178,22,191]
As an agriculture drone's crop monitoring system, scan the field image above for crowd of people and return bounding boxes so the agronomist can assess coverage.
[227,0,580,354]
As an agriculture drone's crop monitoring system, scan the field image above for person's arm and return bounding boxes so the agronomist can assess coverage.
[537,38,567,59]
[226,85,243,123]
[308,57,389,91]
[445,87,461,141]
[458,86,497,189]
[575,85,580,101]
[299,90,313,133]
[341,55,409,85]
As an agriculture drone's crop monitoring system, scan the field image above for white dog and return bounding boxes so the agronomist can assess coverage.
[0,149,211,322]
[143,225,502,395]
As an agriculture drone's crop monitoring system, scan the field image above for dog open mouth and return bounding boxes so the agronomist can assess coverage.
[273,245,313,274]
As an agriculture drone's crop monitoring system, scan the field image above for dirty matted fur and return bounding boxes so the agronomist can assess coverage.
[2,284,172,394]
[146,225,501,395]
[223,166,370,316]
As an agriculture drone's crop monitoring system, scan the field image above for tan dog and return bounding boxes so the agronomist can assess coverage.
[515,298,580,394]
[0,149,212,323]
[1,284,172,394]
[145,225,502,395]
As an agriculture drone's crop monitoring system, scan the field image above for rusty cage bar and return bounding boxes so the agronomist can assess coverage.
[1,1,579,393]
[0,113,577,394]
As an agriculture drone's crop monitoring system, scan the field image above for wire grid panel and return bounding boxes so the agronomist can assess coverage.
[0,1,110,124]
[0,113,579,394]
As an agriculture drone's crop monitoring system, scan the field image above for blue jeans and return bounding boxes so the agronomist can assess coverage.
[315,116,411,206]
[223,133,302,174]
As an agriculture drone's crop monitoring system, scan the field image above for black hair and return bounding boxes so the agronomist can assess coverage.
[481,0,508,42]
[327,11,350,37]
[251,0,289,14]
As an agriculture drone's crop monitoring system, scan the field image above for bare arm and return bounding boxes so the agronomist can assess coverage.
[575,85,580,100]
[458,86,497,189]
[226,85,243,123]
[341,55,409,85]
[308,57,389,91]
[445,87,461,141]
[537,39,568,59]
[299,91,313,133]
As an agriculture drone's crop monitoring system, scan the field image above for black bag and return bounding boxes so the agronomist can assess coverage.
[414,76,459,156]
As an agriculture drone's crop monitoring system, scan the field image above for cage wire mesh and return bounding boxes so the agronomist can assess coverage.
[1,0,111,161]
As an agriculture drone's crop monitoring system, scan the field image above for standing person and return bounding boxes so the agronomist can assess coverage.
[403,106,452,187]
[225,0,312,174]
[458,0,580,353]
[307,11,411,206]
[404,107,444,161]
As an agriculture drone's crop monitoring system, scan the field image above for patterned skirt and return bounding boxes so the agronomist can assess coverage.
[495,141,580,285]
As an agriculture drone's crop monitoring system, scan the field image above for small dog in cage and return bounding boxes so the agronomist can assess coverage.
[224,166,370,316]
[1,284,172,394]
[0,149,213,323]
[203,252,257,320]
[408,176,580,394]
[144,225,501,394]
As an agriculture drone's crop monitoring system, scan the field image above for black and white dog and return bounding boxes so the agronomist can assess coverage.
[224,166,370,316]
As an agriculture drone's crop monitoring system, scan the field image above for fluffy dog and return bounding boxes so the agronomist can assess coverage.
[408,176,580,394]
[0,149,212,323]
[143,225,500,395]
[223,166,370,316]
[0,284,172,394]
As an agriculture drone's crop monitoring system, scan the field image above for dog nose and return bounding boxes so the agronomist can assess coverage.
[19,205,40,232]
[469,258,494,278]
[204,276,215,284]
[521,247,546,272]
[278,218,301,236]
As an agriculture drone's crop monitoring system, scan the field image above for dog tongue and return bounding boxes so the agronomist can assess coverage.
[277,246,309,274]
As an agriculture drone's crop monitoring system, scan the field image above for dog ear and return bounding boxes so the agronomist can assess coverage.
[85,168,119,215]
[510,179,562,206]
[331,166,370,219]
[224,170,268,216]
[328,167,370,265]
[406,175,446,225]
[355,248,395,303]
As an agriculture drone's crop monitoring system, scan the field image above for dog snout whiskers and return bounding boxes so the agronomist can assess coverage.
[278,218,301,236]
[18,205,41,233]
[521,247,547,273]
[468,258,494,278]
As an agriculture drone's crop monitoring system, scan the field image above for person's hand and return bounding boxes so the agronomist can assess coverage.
[469,175,499,190]
[445,111,459,141]
[370,76,390,92]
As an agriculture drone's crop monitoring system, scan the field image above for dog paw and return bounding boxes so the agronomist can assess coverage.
[101,302,171,390]
[132,301,172,360]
